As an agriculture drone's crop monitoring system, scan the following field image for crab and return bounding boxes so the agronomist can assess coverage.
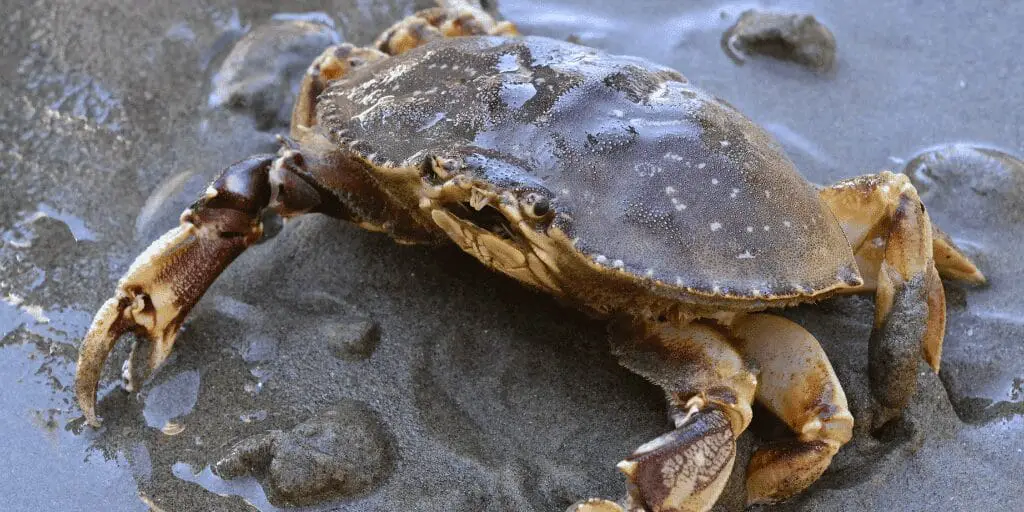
[74,3,985,511]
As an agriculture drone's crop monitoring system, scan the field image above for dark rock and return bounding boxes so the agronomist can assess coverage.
[210,18,340,130]
[214,400,394,507]
[906,144,1024,225]
[326,319,381,361]
[722,10,837,71]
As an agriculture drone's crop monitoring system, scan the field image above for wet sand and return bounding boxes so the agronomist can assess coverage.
[0,0,1021,510]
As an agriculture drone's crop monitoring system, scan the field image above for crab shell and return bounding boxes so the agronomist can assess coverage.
[306,35,862,316]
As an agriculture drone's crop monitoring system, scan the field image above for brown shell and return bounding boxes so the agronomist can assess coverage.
[316,36,858,299]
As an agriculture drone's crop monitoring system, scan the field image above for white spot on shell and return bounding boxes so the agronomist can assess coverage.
[595,254,608,264]
[746,226,754,232]
[645,269,655,277]
[730,188,739,198]
[783,220,792,227]
[765,190,772,199]
[710,222,722,231]
[665,186,677,195]
[763,225,770,231]
[612,259,624,269]
[611,109,624,117]
[697,162,707,169]
[720,140,730,147]
[711,178,719,185]
[737,250,755,259]
[561,188,570,195]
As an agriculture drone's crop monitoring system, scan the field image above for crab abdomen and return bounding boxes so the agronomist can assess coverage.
[317,36,858,300]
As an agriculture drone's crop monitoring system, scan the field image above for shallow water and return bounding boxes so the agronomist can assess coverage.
[0,0,1021,510]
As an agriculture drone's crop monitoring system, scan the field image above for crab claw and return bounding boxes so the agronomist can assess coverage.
[77,224,255,426]
[76,155,275,427]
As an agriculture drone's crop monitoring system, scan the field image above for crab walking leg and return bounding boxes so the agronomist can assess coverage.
[821,172,984,292]
[374,3,518,56]
[729,314,854,506]
[820,171,983,426]
[291,44,388,138]
[293,3,518,136]
[931,225,985,283]
[291,0,521,136]
[572,319,757,512]
[75,152,339,427]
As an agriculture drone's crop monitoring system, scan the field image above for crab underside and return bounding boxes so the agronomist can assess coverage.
[74,3,984,511]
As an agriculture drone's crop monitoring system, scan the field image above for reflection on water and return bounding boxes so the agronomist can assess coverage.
[173,462,281,511]
[2,203,98,248]
[0,344,146,511]
[1,294,93,345]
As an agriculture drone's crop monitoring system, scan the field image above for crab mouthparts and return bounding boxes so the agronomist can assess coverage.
[446,200,517,240]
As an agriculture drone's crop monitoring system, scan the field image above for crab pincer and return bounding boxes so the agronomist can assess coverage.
[77,154,291,426]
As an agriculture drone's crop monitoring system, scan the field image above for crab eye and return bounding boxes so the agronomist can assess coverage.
[522,192,551,219]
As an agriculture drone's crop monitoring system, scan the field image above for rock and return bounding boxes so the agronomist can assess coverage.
[209,18,340,130]
[722,10,837,71]
[326,319,381,361]
[214,400,394,507]
[906,144,1024,226]
[904,145,1024,423]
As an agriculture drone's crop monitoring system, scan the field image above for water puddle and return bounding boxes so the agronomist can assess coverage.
[0,343,146,511]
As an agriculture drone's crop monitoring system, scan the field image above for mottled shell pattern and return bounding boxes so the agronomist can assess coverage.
[315,36,859,307]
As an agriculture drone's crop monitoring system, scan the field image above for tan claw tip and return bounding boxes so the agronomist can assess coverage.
[616,459,639,478]
[931,228,987,285]
[961,266,987,286]
[75,295,134,428]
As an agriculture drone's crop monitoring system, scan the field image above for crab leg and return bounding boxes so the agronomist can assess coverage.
[572,318,757,512]
[291,2,517,138]
[819,171,983,427]
[729,314,854,506]
[291,44,387,138]
[931,225,985,282]
[75,151,339,427]
[374,2,518,56]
